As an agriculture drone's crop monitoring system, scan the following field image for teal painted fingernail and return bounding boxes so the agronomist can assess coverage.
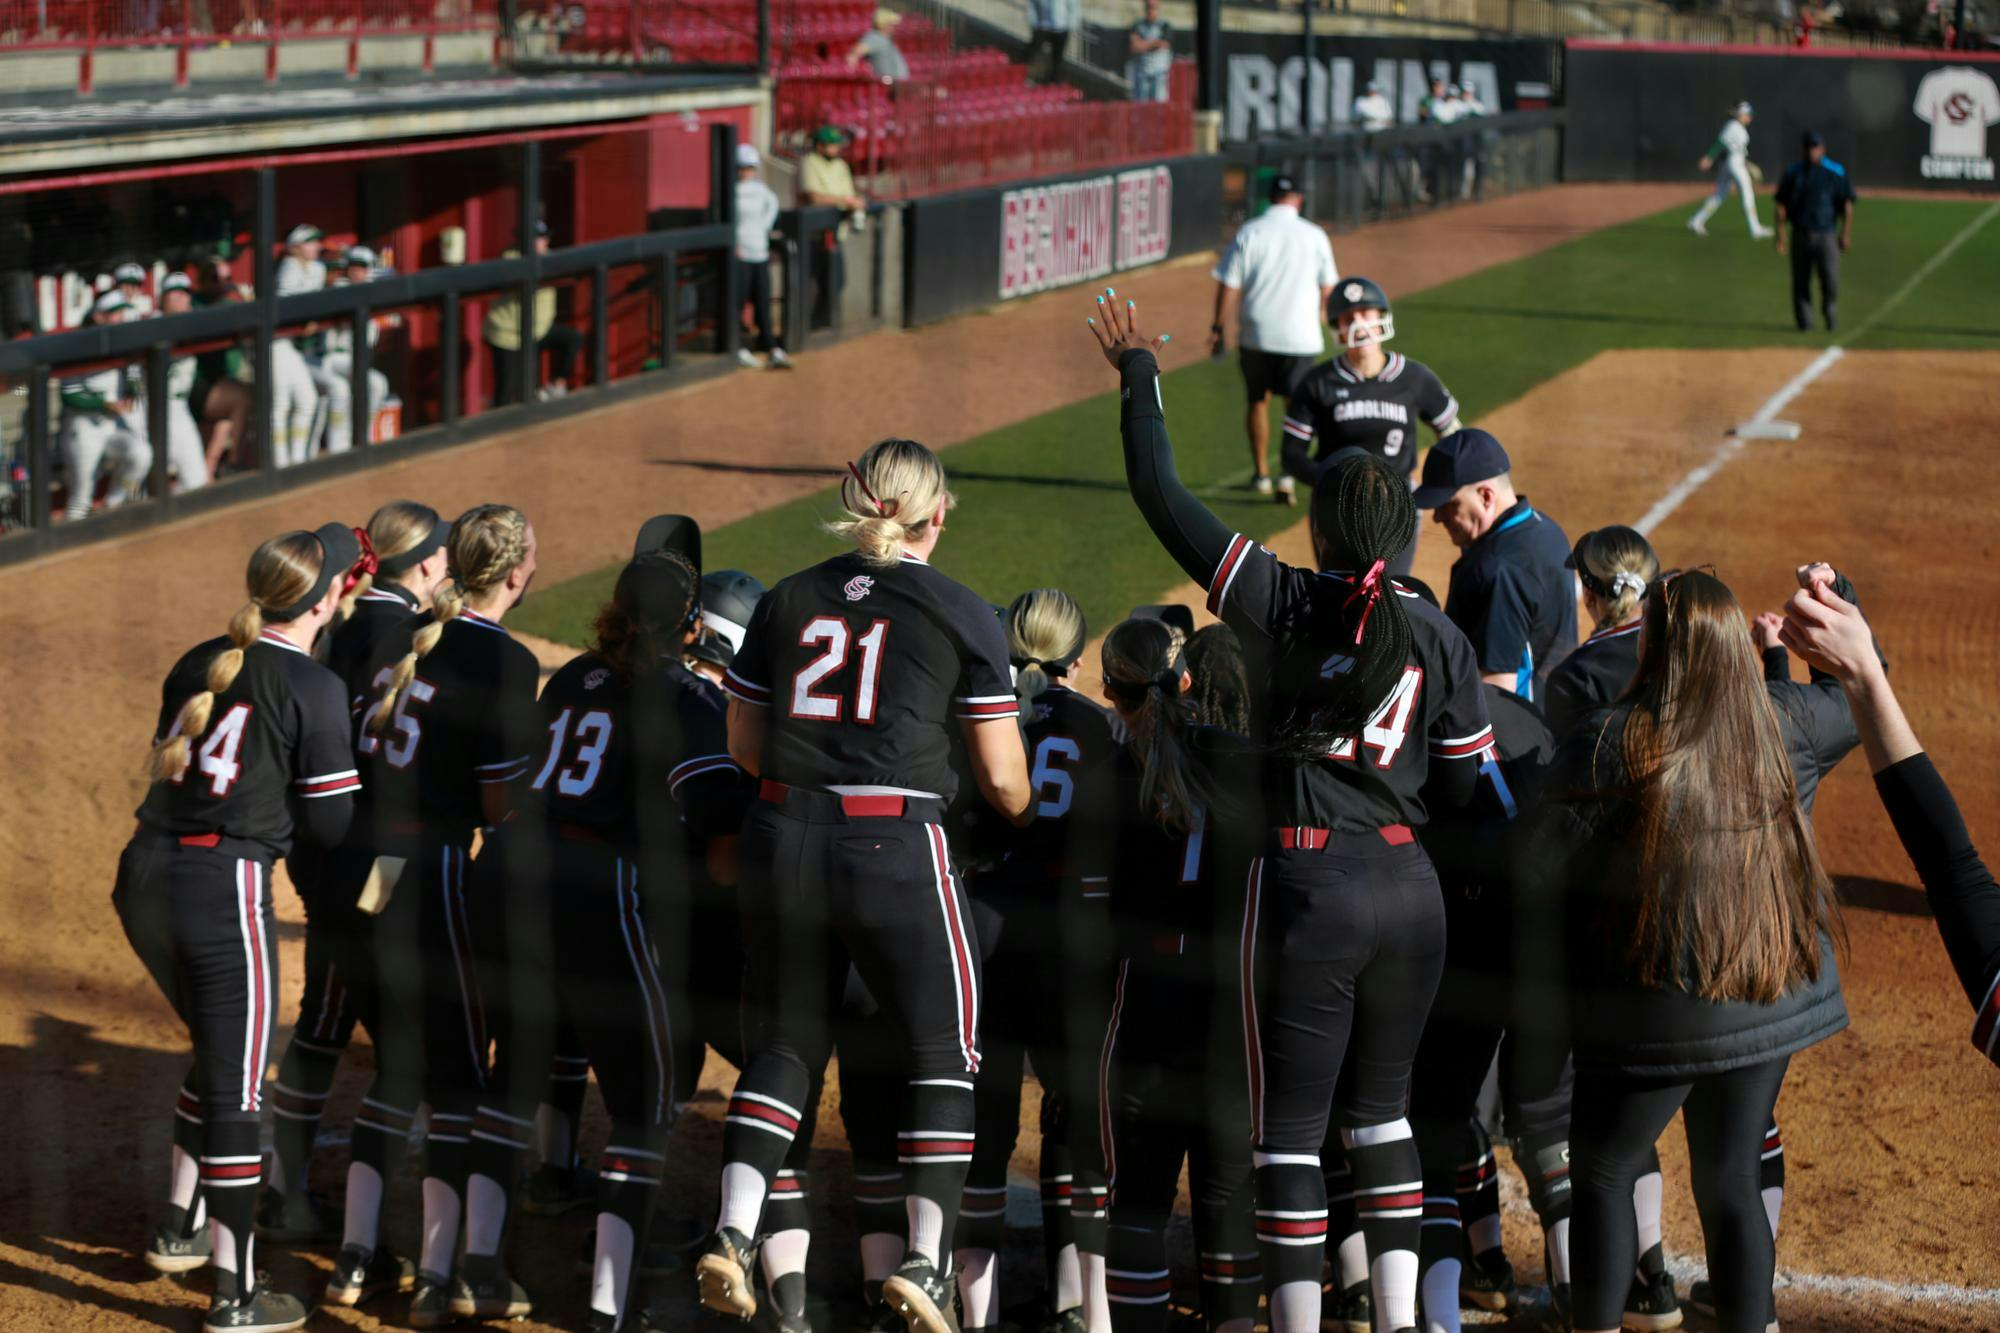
[1087,317,1095,325]
[1161,334,1171,343]
[1127,299,1134,309]
[1097,295,1104,304]
[1107,287,1116,297]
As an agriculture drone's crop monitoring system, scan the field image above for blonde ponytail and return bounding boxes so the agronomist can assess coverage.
[1005,587,1086,709]
[825,438,955,567]
[149,532,322,782]
[1102,617,1205,835]
[1573,524,1660,627]
[367,504,525,736]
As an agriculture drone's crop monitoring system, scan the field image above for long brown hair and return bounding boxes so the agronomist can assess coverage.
[1102,617,1205,835]
[1612,570,1839,1004]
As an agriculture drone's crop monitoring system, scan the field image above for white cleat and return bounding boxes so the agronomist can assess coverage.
[1687,217,1708,237]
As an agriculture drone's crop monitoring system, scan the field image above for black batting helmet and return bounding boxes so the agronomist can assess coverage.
[690,569,766,671]
[1326,276,1395,348]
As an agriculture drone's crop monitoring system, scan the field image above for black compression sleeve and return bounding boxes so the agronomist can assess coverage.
[297,793,355,851]
[1874,753,2000,1010]
[1119,348,1236,588]
[1762,644,1790,683]
[1280,433,1319,488]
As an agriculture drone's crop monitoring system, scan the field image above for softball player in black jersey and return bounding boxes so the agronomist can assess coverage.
[352,504,542,1327]
[955,588,1120,1333]
[1092,300,1492,1333]
[264,501,450,1251]
[1279,278,1460,579]
[120,523,367,1333]
[1094,617,1260,1333]
[696,438,1034,1333]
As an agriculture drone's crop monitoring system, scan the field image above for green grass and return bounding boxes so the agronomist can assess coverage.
[512,198,2000,647]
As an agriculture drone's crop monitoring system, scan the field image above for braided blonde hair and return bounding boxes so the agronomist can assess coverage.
[148,532,323,782]
[826,438,955,567]
[367,504,528,736]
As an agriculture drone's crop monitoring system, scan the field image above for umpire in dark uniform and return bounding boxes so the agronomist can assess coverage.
[1774,131,1855,333]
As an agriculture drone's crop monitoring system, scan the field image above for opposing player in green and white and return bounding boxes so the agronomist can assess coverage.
[1687,101,1774,240]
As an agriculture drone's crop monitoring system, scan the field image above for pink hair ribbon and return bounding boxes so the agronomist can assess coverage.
[1343,558,1388,645]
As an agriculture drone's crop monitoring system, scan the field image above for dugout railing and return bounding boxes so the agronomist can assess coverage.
[0,126,750,567]
[1223,107,1566,232]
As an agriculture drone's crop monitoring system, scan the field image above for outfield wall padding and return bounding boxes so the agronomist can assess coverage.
[901,154,1225,327]
[1564,42,2000,191]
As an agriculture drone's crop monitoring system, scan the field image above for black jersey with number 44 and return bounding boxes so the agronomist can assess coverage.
[136,630,363,855]
[1281,352,1458,475]
[722,551,1018,800]
[1207,535,1495,831]
[356,609,542,842]
[526,652,746,847]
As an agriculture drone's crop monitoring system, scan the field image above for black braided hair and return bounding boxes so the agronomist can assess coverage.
[1274,452,1416,760]
[1185,623,1251,734]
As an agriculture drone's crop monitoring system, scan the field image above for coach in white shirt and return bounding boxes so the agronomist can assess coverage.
[1208,173,1337,504]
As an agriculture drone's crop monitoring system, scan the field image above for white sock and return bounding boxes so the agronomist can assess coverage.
[716,1162,768,1239]
[1633,1170,1665,1258]
[590,1211,635,1318]
[1054,1241,1083,1310]
[168,1144,201,1213]
[1342,1119,1410,1149]
[762,1228,811,1283]
[464,1172,510,1258]
[537,1102,575,1170]
[1422,1258,1462,1333]
[1546,1218,1572,1285]
[343,1161,385,1254]
[1693,198,1719,225]
[1081,1250,1110,1331]
[1336,1229,1370,1290]
[211,1219,242,1276]
[419,1177,462,1277]
[862,1232,905,1285]
[1468,1214,1503,1257]
[955,1246,998,1327]
[190,1196,207,1232]
[1269,1278,1321,1331]
[906,1194,945,1268]
[1373,1250,1419,1331]
[1762,1185,1783,1239]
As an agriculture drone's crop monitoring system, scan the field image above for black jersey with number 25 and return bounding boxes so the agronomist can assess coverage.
[136,630,363,854]
[722,551,1018,800]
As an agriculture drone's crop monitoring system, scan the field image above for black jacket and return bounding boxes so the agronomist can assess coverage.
[1523,706,1848,1078]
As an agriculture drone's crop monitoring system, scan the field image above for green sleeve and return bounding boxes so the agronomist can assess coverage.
[61,387,108,414]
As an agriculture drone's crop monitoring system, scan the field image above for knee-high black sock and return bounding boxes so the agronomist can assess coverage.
[541,1051,591,1170]
[1759,1121,1784,1237]
[1105,1219,1172,1333]
[591,1133,664,1324]
[269,1037,343,1200]
[201,1116,264,1301]
[1519,1130,1573,1287]
[166,1081,207,1236]
[419,1104,473,1280]
[1322,1146,1367,1294]
[1346,1122,1423,1333]
[344,1095,416,1257]
[1456,1117,1503,1260]
[464,1103,535,1258]
[853,1157,907,1306]
[716,1056,811,1238]
[761,1166,812,1318]
[1253,1152,1327,1300]
[900,1078,976,1268]
[1040,1095,1079,1291]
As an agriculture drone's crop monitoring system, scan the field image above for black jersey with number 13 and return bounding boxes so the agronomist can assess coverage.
[721,551,1019,799]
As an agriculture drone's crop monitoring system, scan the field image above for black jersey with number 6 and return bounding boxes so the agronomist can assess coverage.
[1207,535,1495,831]
[526,651,747,847]
[994,684,1120,890]
[136,630,363,855]
[356,609,542,842]
[1281,352,1458,475]
[721,551,1018,800]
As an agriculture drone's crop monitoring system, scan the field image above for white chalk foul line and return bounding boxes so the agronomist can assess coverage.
[1634,199,2000,538]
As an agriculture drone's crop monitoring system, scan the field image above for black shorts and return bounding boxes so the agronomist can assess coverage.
[1239,348,1315,402]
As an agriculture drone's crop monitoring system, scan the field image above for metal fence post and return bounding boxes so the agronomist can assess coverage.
[253,167,277,475]
[349,306,372,446]
[517,139,542,405]
[591,262,610,388]
[441,291,462,427]
[713,124,741,357]
[27,370,51,532]
[147,343,171,512]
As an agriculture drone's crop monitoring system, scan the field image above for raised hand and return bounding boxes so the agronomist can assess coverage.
[1086,286,1170,370]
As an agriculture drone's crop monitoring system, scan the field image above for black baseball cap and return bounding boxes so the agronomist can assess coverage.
[633,514,702,568]
[1267,173,1300,200]
[1802,129,1824,148]
[1411,429,1511,509]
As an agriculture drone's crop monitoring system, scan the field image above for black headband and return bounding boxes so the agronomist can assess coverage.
[271,522,364,621]
[1102,655,1186,707]
[377,514,449,577]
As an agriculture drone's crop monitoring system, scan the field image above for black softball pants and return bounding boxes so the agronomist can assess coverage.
[1241,834,1444,1298]
[1789,229,1840,331]
[115,835,279,1295]
[1103,950,1258,1331]
[737,257,775,355]
[268,848,363,1200]
[724,788,982,1249]
[1570,1055,1790,1333]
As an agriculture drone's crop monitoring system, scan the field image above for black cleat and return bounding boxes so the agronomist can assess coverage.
[1460,1246,1518,1312]
[449,1253,533,1320]
[324,1244,414,1306]
[1625,1266,1683,1329]
[695,1226,759,1320]
[144,1216,213,1274]
[408,1272,459,1328]
[254,1189,343,1245]
[203,1286,307,1332]
[881,1253,957,1333]
[1326,1277,1372,1333]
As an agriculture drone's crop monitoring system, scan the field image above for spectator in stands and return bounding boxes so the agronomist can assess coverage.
[115,261,155,317]
[484,220,584,407]
[1419,74,1450,122]
[1126,0,1173,103]
[59,291,151,520]
[190,257,253,477]
[847,8,910,83]
[734,144,791,371]
[320,246,398,451]
[155,272,210,493]
[800,125,865,327]
[1027,0,1078,84]
[1353,79,1394,130]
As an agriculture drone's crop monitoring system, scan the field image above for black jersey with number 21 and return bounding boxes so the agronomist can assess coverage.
[722,551,1018,801]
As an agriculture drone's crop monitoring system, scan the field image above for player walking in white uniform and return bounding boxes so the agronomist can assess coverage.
[272,224,328,468]
[1688,101,1774,239]
[59,292,153,519]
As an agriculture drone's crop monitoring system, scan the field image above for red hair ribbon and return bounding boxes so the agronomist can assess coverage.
[342,526,379,598]
[845,461,899,517]
[1343,558,1388,645]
